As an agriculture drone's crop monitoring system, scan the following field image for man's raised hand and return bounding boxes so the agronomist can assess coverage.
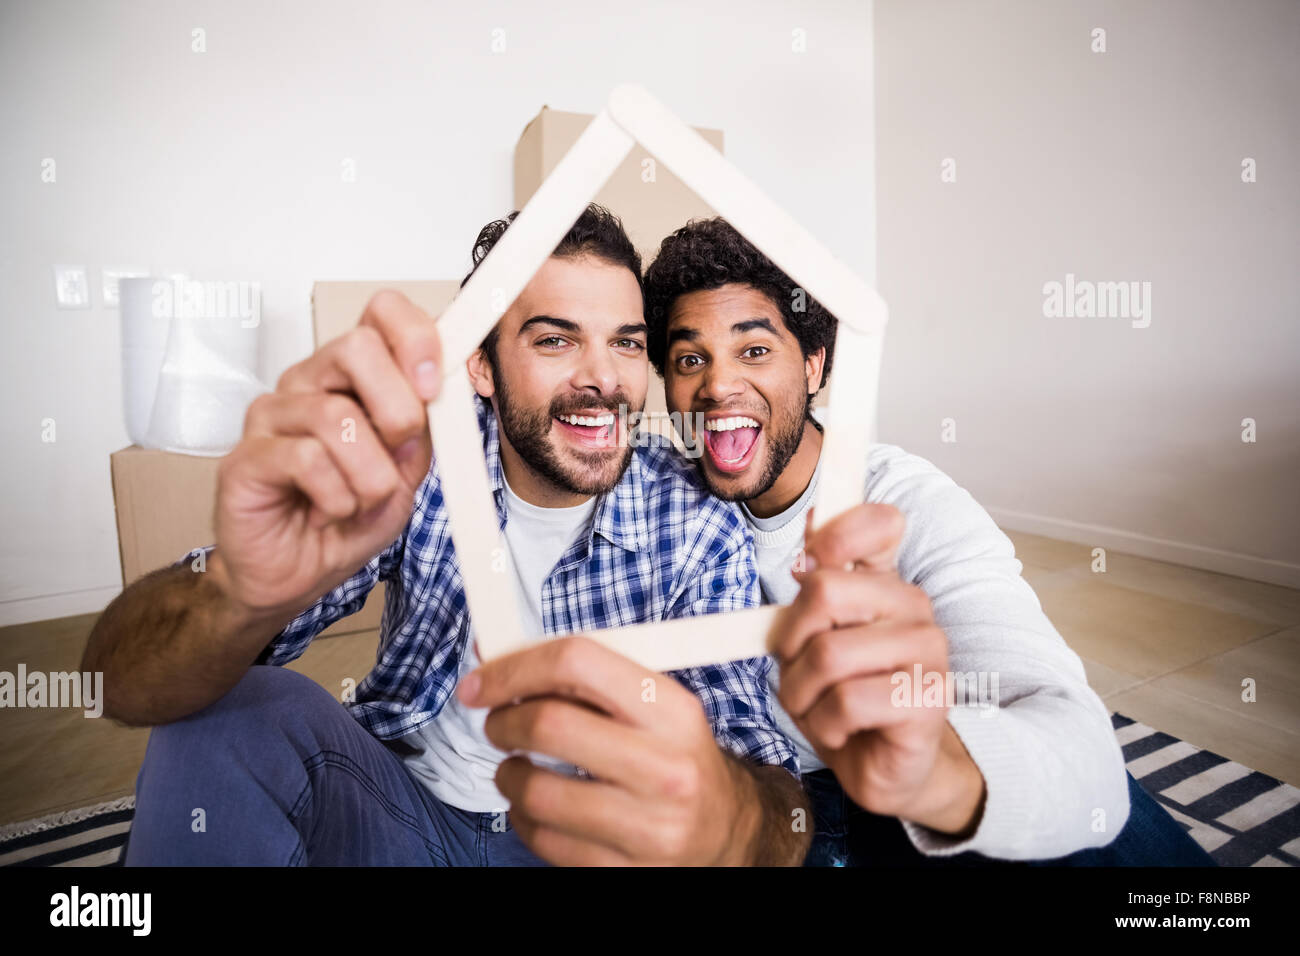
[774,503,986,836]
[210,290,442,621]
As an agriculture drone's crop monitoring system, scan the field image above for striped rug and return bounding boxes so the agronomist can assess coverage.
[2,714,1296,866]
[1111,714,1298,866]
[0,796,133,867]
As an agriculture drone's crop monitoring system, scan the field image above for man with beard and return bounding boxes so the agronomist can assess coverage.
[87,204,810,866]
[644,217,1215,866]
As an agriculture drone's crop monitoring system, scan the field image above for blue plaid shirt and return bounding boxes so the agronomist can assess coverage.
[256,396,798,777]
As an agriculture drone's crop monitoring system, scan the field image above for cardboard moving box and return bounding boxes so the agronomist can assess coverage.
[514,106,725,263]
[312,280,463,347]
[109,447,385,640]
[111,445,221,587]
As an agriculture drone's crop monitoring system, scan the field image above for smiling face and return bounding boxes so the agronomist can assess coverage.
[468,254,648,506]
[663,284,824,512]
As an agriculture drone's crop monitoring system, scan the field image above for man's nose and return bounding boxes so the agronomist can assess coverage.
[698,362,745,404]
[571,345,620,397]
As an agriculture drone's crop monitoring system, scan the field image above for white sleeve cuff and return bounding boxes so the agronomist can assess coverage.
[899,705,1038,857]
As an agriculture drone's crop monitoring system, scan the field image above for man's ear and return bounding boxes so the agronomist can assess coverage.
[467,348,495,399]
[804,346,826,397]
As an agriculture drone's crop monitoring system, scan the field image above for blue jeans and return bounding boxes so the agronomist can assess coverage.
[122,666,546,866]
[802,767,1217,866]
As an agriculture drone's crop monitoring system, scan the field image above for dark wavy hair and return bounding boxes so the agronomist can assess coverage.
[461,203,642,364]
[642,217,838,401]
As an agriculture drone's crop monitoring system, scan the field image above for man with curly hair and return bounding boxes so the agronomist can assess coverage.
[643,217,1216,867]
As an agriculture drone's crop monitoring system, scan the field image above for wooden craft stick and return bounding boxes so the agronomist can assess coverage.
[428,86,889,670]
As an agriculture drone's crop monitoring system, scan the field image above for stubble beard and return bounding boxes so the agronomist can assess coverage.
[493,366,638,497]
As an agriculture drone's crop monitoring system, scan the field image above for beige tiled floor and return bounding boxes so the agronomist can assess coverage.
[1007,532,1300,785]
[0,619,380,826]
[1,530,1297,826]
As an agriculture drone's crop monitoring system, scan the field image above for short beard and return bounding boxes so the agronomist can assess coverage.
[492,357,636,497]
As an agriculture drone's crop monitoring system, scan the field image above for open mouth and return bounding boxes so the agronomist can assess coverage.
[553,411,619,449]
[701,415,762,474]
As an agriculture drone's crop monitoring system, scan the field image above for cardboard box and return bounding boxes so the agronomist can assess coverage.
[514,106,725,263]
[515,106,725,423]
[311,280,463,346]
[111,446,222,587]
[108,447,383,639]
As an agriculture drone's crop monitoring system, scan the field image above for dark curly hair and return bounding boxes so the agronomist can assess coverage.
[461,203,642,364]
[642,217,838,402]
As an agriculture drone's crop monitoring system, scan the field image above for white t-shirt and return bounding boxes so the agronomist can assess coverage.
[398,475,597,812]
[741,457,827,774]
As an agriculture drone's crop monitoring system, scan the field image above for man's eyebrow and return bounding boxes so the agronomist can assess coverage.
[615,322,648,337]
[518,315,580,335]
[667,326,699,347]
[667,316,780,347]
[732,317,780,336]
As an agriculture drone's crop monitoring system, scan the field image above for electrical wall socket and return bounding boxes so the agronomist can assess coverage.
[54,265,91,309]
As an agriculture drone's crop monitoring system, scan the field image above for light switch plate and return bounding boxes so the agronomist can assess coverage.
[54,265,91,309]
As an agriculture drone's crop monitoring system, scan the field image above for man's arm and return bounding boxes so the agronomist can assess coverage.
[864,446,1130,858]
[730,759,813,866]
[81,291,443,727]
[666,655,810,865]
[82,554,291,727]
[85,534,402,726]
[778,445,1130,860]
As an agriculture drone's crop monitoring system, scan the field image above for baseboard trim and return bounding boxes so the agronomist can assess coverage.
[0,583,379,635]
[987,507,1300,590]
[0,586,121,629]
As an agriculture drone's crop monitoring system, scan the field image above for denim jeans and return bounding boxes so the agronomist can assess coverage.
[802,766,1218,867]
[122,666,546,866]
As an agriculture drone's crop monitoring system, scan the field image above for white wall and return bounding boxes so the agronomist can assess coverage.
[0,0,876,623]
[875,0,1300,586]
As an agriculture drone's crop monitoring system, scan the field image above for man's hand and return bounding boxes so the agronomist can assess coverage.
[773,504,987,838]
[458,636,805,865]
[211,290,442,622]
[82,290,443,726]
